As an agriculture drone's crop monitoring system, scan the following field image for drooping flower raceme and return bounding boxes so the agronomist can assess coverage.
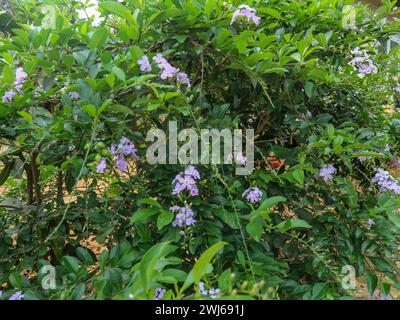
[14,67,28,92]
[199,282,221,299]
[138,55,152,72]
[319,165,337,181]
[242,187,262,204]
[2,89,15,103]
[106,137,139,173]
[9,291,24,300]
[349,48,378,76]
[151,53,191,87]
[371,168,400,195]
[231,4,261,25]
[153,288,166,300]
[172,166,200,196]
[170,204,196,228]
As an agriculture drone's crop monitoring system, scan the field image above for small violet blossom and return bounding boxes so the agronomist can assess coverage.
[242,187,263,204]
[69,92,80,100]
[349,48,378,76]
[106,137,139,173]
[170,204,196,228]
[367,218,375,225]
[231,4,261,25]
[153,288,166,300]
[96,158,107,173]
[2,89,15,103]
[371,168,400,195]
[172,166,200,196]
[9,291,24,300]
[14,67,28,92]
[319,165,337,181]
[138,55,152,72]
[199,282,221,299]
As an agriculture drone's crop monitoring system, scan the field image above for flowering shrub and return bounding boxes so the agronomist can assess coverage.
[0,0,400,300]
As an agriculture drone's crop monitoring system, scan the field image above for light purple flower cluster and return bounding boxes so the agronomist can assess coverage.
[153,288,166,300]
[110,137,139,172]
[14,67,28,92]
[242,187,262,204]
[96,137,139,173]
[137,54,191,87]
[371,168,400,195]
[69,92,80,100]
[2,67,28,103]
[170,204,196,228]
[172,166,200,196]
[199,282,221,299]
[367,218,375,225]
[2,89,15,103]
[230,4,260,25]
[9,291,24,300]
[349,48,377,76]
[319,164,336,181]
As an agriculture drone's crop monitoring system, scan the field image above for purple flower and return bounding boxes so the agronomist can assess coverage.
[349,50,378,76]
[242,187,263,204]
[380,295,392,300]
[2,89,15,103]
[391,157,399,169]
[9,291,24,300]
[367,218,375,225]
[184,166,200,180]
[160,63,179,79]
[371,168,400,195]
[69,92,80,100]
[172,166,200,196]
[96,158,107,173]
[199,282,221,299]
[170,204,196,228]
[0,290,3,298]
[138,55,152,72]
[153,288,166,300]
[13,67,28,92]
[319,165,337,181]
[384,144,390,152]
[153,54,167,65]
[177,72,191,87]
[231,4,261,25]
[116,154,128,172]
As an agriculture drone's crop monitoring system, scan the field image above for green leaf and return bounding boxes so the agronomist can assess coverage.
[204,0,216,17]
[83,104,97,117]
[311,282,328,299]
[193,242,226,283]
[89,28,108,50]
[365,272,378,296]
[62,256,81,274]
[157,210,174,230]
[99,1,137,26]
[259,196,287,211]
[17,111,33,123]
[112,66,126,81]
[131,207,160,223]
[277,218,312,232]
[139,242,173,292]
[246,221,263,241]
[305,82,314,98]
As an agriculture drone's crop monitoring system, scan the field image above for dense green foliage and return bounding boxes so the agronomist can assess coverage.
[0,0,400,300]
